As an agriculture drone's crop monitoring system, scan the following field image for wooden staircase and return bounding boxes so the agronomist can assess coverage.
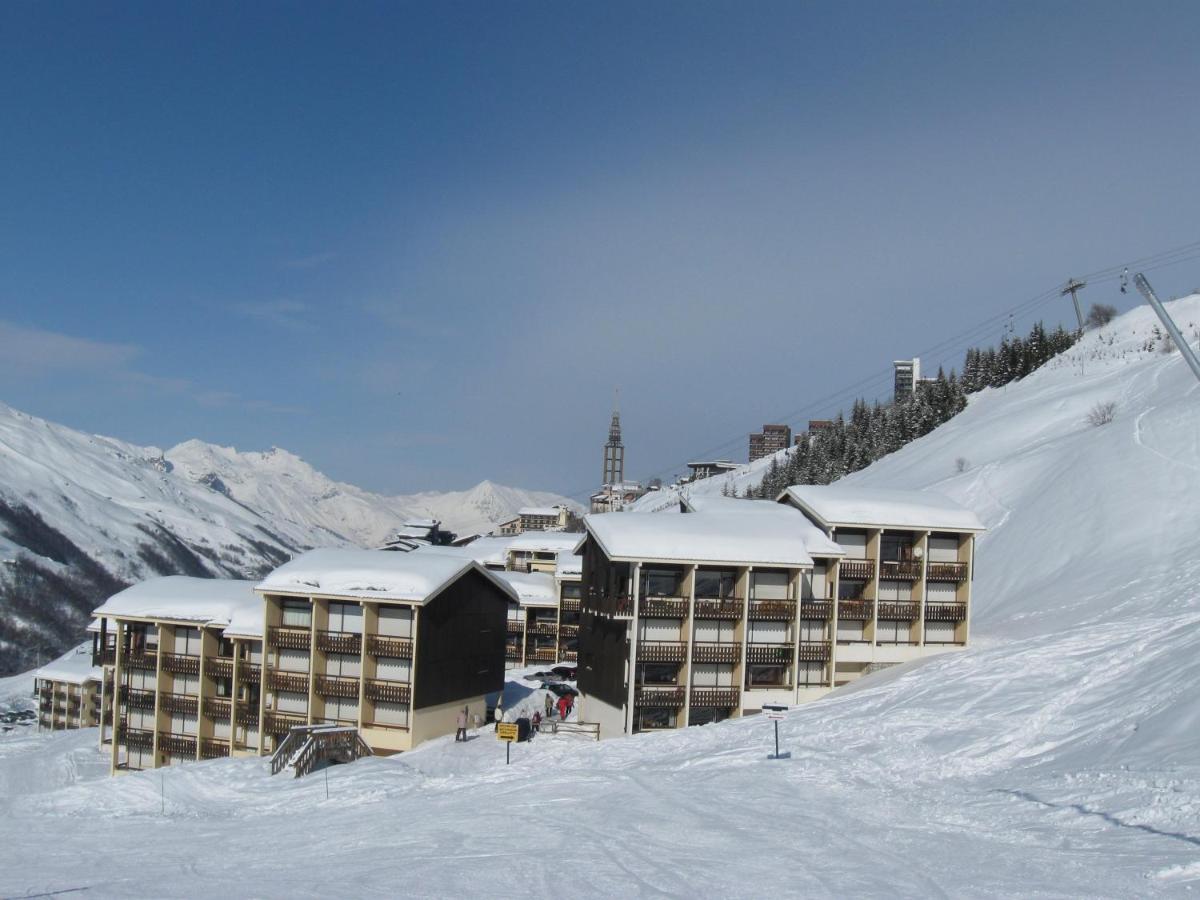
[269,724,373,778]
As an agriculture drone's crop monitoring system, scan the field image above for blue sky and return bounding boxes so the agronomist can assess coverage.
[3,2,1199,498]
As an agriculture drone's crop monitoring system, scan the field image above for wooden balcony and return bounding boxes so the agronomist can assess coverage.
[315,675,359,699]
[235,707,260,727]
[205,697,232,721]
[159,693,198,716]
[505,645,523,660]
[506,620,525,635]
[748,600,796,621]
[263,713,306,736]
[200,738,230,760]
[559,598,581,614]
[634,686,686,708]
[123,727,154,750]
[558,623,579,637]
[268,626,311,651]
[240,662,262,684]
[126,689,156,711]
[800,599,834,619]
[839,560,875,581]
[365,635,412,658]
[877,601,921,621]
[158,733,196,757]
[125,651,158,671]
[161,653,200,677]
[528,621,558,636]
[638,641,687,663]
[206,657,234,679]
[925,602,967,622]
[797,641,831,661]
[693,598,743,619]
[691,642,739,664]
[364,680,411,704]
[640,597,688,618]
[268,671,310,693]
[316,630,362,655]
[93,648,116,667]
[559,649,578,662]
[927,562,968,582]
[879,559,922,580]
[746,644,793,664]
[838,600,874,620]
[690,687,739,708]
[527,647,557,663]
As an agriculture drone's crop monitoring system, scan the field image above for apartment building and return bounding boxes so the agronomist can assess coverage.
[34,643,104,731]
[556,551,583,663]
[576,488,983,737]
[255,548,517,757]
[498,571,561,668]
[777,484,983,688]
[749,424,792,462]
[505,532,581,573]
[485,536,582,669]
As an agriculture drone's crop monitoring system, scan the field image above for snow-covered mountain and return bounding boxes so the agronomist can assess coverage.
[3,299,1200,896]
[0,402,576,674]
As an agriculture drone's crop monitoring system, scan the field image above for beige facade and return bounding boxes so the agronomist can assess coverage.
[35,676,102,731]
[501,568,582,669]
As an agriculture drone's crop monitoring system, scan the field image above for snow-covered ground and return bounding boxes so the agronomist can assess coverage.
[2,299,1200,897]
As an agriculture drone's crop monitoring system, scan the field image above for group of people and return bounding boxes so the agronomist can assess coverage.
[530,690,574,734]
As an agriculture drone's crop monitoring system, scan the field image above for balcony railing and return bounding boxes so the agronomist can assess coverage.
[748,600,796,621]
[927,562,968,582]
[263,713,306,736]
[838,600,874,620]
[690,687,739,708]
[634,686,686,708]
[506,620,525,635]
[746,644,793,664]
[528,621,558,636]
[640,597,688,618]
[924,602,967,622]
[126,689,156,711]
[638,641,687,663]
[268,626,311,651]
[268,671,310,693]
[205,697,232,721]
[840,560,875,581]
[93,648,116,667]
[877,601,921,621]
[559,649,578,662]
[527,647,557,663]
[161,653,201,677]
[364,680,411,704]
[560,598,581,614]
[235,707,260,727]
[558,623,579,636]
[125,651,158,671]
[797,641,831,661]
[200,738,231,760]
[206,657,234,679]
[315,675,359,699]
[366,635,413,658]
[800,599,834,619]
[505,645,523,660]
[240,662,262,684]
[879,559,922,580]
[159,693,198,716]
[123,727,154,751]
[691,642,739,664]
[158,733,197,757]
[693,598,743,619]
[316,630,362,655]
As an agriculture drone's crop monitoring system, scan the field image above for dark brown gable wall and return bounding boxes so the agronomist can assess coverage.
[413,568,510,710]
[577,611,628,708]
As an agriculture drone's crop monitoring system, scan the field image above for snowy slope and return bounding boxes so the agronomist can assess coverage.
[1,299,1199,896]
[0,401,576,674]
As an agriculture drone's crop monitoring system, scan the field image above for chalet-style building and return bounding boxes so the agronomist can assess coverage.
[576,488,983,737]
[35,643,104,732]
[683,460,738,483]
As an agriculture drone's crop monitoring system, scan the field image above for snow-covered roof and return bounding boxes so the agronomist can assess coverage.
[779,485,986,532]
[439,535,512,566]
[494,570,558,608]
[257,548,519,605]
[556,553,582,578]
[585,510,815,567]
[35,643,101,685]
[94,577,262,632]
[518,506,562,518]
[687,460,737,469]
[682,496,845,557]
[505,532,581,554]
[404,518,438,529]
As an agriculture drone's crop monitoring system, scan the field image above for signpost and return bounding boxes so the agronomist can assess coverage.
[763,704,788,760]
[496,721,519,765]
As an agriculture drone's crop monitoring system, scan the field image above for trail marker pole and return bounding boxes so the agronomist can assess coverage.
[764,704,788,759]
[324,765,329,800]
[1135,273,1200,386]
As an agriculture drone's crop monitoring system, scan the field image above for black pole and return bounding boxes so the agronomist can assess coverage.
[506,742,510,766]
[774,720,779,759]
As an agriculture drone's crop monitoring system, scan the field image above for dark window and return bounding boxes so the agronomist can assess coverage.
[560,582,582,599]
[688,707,731,727]
[638,663,679,685]
[881,534,914,562]
[694,569,737,599]
[838,580,868,600]
[641,569,683,598]
[217,636,235,658]
[635,708,676,731]
[747,664,788,687]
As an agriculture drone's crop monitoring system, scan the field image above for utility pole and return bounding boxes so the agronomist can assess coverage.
[1134,273,1200,386]
[1062,278,1087,332]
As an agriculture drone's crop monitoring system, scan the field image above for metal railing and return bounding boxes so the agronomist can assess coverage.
[839,560,875,581]
[924,602,967,622]
[365,635,412,658]
[160,653,200,677]
[747,600,796,621]
[638,641,687,663]
[267,627,311,651]
[364,679,411,704]
[315,630,362,654]
[689,687,739,708]
[926,562,968,582]
[691,643,739,664]
[745,644,793,664]
[315,675,359,699]
[693,598,744,619]
[634,686,686,707]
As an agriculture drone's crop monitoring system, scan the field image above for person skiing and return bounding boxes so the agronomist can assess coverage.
[455,706,468,742]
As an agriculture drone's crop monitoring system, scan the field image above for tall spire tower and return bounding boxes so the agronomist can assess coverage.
[602,389,624,487]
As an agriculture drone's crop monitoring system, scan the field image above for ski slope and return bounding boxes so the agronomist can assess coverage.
[2,299,1200,897]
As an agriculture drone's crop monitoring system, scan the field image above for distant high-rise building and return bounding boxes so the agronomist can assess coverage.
[894,357,921,402]
[602,398,624,487]
[749,424,792,462]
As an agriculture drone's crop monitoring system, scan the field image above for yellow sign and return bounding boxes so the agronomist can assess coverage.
[496,723,519,742]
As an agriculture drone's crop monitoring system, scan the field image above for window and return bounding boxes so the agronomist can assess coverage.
[694,618,736,643]
[837,620,865,643]
[925,621,957,644]
[928,534,959,563]
[373,701,409,727]
[326,602,363,634]
[640,569,683,598]
[635,708,676,731]
[324,696,358,723]
[281,600,312,628]
[277,649,310,673]
[877,620,908,644]
[694,569,736,599]
[638,663,679,685]
[801,565,827,600]
[639,618,680,642]
[881,534,914,562]
[798,661,825,686]
[377,606,413,638]
[213,677,233,698]
[799,619,825,641]
[687,707,730,727]
[748,620,788,644]
[927,582,957,603]
[878,580,906,602]
[325,652,360,678]
[174,627,201,656]
[838,579,868,601]
[751,571,789,601]
[275,691,308,715]
[837,531,868,559]
[560,582,582,599]
[375,656,410,683]
[173,674,199,695]
[691,663,734,687]
[217,636,235,658]
[747,665,788,687]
